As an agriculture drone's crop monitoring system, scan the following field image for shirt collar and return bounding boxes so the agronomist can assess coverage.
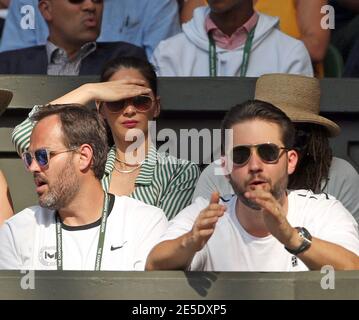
[205,12,258,35]
[104,144,158,186]
[46,41,97,64]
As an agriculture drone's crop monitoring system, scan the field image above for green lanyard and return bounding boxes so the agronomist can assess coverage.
[208,25,257,77]
[55,192,109,271]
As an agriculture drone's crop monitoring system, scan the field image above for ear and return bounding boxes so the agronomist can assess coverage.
[153,96,161,118]
[77,144,94,173]
[38,0,53,22]
[287,149,298,175]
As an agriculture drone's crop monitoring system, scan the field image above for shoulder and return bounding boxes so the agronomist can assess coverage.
[112,195,166,220]
[2,206,54,233]
[289,189,349,218]
[153,32,188,53]
[0,45,45,58]
[290,189,336,203]
[156,152,200,175]
[330,157,358,175]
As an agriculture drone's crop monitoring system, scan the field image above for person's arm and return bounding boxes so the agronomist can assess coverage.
[296,0,330,63]
[146,192,225,270]
[179,0,207,23]
[0,170,14,225]
[245,185,359,270]
[12,79,151,156]
[49,79,151,105]
[160,161,200,220]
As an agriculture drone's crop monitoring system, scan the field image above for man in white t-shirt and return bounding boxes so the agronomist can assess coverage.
[146,100,359,271]
[0,104,167,270]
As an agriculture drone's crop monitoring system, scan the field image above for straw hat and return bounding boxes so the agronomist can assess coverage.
[0,89,13,116]
[255,73,340,137]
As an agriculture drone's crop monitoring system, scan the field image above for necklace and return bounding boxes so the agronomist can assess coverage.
[113,162,143,174]
[115,156,143,166]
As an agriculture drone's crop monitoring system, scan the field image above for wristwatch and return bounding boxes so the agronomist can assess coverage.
[285,227,312,255]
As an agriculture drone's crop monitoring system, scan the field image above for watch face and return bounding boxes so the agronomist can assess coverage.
[298,227,312,241]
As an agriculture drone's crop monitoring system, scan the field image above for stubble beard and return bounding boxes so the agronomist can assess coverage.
[229,173,288,211]
[39,159,80,211]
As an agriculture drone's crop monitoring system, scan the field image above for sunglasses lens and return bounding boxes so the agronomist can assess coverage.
[257,144,280,162]
[105,95,153,113]
[232,146,251,165]
[23,152,33,168]
[105,100,126,113]
[68,0,84,3]
[132,95,153,112]
[35,149,49,167]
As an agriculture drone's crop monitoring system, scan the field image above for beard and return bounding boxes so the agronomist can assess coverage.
[37,158,80,210]
[229,172,288,211]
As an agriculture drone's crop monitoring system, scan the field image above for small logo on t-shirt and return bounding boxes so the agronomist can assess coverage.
[291,255,298,267]
[110,241,127,251]
[39,246,57,266]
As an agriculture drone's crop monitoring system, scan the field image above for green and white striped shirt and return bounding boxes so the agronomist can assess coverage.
[12,106,200,220]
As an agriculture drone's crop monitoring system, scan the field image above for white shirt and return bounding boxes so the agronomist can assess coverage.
[161,190,359,271]
[152,8,313,77]
[0,194,168,270]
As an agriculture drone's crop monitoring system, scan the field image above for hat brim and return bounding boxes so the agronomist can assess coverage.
[283,106,340,137]
[0,89,13,116]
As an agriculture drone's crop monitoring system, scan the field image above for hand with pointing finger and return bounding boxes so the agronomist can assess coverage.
[186,192,226,252]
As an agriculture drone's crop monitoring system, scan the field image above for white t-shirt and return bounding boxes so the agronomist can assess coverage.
[0,194,168,270]
[161,190,359,271]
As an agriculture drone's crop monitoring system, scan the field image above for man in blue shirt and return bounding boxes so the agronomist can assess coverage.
[0,0,181,58]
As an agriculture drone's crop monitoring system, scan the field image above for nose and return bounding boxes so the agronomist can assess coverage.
[27,156,41,173]
[247,148,263,174]
[82,0,96,11]
[122,100,137,116]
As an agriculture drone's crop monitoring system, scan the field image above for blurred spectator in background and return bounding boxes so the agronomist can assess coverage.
[152,0,313,76]
[329,0,359,63]
[254,0,330,77]
[0,170,14,225]
[0,0,10,36]
[0,87,14,225]
[178,0,206,23]
[174,0,329,77]
[0,0,146,75]
[344,36,359,77]
[0,0,180,58]
[329,0,359,77]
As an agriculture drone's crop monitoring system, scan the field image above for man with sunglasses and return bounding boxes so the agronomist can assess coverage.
[0,0,146,75]
[146,100,359,271]
[0,104,167,270]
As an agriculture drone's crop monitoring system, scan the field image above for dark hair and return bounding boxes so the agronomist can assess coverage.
[221,100,295,154]
[100,56,158,96]
[31,104,108,180]
[288,123,332,193]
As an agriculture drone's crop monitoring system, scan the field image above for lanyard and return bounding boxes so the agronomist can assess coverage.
[56,192,109,271]
[208,24,257,77]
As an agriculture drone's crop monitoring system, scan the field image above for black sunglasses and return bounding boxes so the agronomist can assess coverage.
[22,148,78,170]
[68,0,103,4]
[230,143,288,166]
[104,95,154,113]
